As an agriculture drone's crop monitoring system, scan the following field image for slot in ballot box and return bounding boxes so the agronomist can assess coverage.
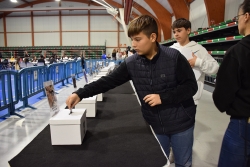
[98,71,108,76]
[75,95,97,117]
[49,109,87,145]
[96,74,106,78]
[91,77,100,81]
[100,67,111,72]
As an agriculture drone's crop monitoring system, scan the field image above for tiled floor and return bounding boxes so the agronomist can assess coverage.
[0,79,229,167]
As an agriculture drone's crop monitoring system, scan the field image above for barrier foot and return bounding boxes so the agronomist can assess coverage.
[27,105,36,109]
[16,105,37,111]
[11,112,24,118]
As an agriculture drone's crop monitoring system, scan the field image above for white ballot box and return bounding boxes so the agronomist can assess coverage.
[49,109,87,145]
[89,77,101,83]
[100,67,111,73]
[98,71,108,76]
[86,81,103,101]
[75,96,97,117]
[97,93,103,102]
[96,74,106,78]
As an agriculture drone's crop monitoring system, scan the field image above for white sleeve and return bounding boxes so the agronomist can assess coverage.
[194,47,219,75]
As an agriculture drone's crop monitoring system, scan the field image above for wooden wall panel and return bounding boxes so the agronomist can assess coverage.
[168,0,189,19]
[204,0,225,25]
[133,2,162,42]
[145,0,172,40]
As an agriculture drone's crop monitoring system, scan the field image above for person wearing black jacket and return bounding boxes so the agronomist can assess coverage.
[24,51,30,64]
[49,55,56,64]
[213,1,250,166]
[37,55,46,66]
[66,15,197,167]
[81,54,85,70]
[111,48,116,60]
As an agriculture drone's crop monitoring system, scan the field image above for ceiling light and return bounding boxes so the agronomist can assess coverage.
[10,0,17,2]
[107,8,118,16]
[55,0,60,1]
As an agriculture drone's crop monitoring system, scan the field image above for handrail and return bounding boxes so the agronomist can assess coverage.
[197,35,243,45]
[208,51,226,55]
[189,22,237,37]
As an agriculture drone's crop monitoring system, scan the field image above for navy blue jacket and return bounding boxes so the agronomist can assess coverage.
[75,44,198,134]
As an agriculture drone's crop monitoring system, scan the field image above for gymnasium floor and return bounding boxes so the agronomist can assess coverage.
[0,77,229,167]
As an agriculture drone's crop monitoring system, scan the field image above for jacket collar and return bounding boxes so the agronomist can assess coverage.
[136,42,161,62]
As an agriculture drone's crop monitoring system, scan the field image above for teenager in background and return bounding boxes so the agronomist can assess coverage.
[169,18,219,163]
[111,48,116,60]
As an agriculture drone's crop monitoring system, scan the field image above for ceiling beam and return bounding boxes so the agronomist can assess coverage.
[88,0,92,6]
[0,0,99,17]
[204,0,225,26]
[0,7,105,12]
[186,0,195,3]
[133,2,162,42]
[122,0,125,7]
[168,0,189,19]
[0,0,123,17]
[131,11,139,19]
[124,0,133,25]
[144,0,172,41]
[104,0,123,8]
[21,0,32,5]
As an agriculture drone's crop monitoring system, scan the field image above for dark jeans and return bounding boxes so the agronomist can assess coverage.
[156,126,194,167]
[218,117,250,167]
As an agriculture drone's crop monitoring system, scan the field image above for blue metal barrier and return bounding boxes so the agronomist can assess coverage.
[65,61,77,83]
[92,60,96,73]
[0,70,22,118]
[18,66,48,110]
[85,59,93,75]
[0,60,86,119]
[47,63,66,85]
[75,60,82,78]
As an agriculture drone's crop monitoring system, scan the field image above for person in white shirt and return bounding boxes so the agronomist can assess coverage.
[171,18,219,105]
[169,18,219,163]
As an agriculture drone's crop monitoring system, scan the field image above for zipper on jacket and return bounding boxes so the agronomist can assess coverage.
[149,61,165,134]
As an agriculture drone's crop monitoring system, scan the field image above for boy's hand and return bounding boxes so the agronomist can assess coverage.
[143,94,162,107]
[188,53,197,68]
[66,94,80,110]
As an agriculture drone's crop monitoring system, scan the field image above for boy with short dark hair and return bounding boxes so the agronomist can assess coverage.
[66,15,198,167]
[169,17,219,165]
[171,18,219,105]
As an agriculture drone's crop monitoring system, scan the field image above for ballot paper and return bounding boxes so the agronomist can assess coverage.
[44,80,59,116]
[179,47,202,80]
